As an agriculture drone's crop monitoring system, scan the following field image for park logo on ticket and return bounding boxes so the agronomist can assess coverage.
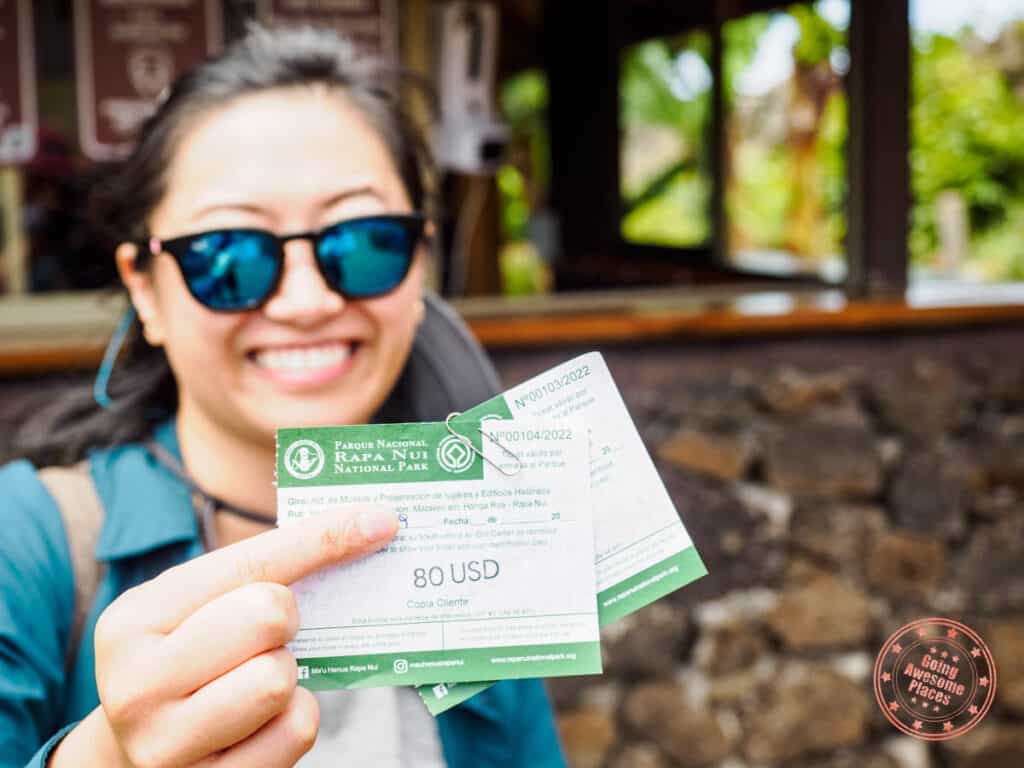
[276,417,601,689]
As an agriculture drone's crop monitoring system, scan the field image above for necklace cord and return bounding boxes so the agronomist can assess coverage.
[143,439,275,549]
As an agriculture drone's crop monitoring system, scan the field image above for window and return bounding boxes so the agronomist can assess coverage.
[496,69,554,295]
[722,0,849,279]
[909,0,1024,284]
[619,30,713,249]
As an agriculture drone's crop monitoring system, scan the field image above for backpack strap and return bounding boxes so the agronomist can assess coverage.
[375,293,502,424]
[37,461,106,670]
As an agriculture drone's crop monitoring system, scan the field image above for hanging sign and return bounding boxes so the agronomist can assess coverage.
[73,0,224,161]
[257,0,398,60]
[0,0,38,165]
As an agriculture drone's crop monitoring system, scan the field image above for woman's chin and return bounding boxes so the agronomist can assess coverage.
[243,390,379,435]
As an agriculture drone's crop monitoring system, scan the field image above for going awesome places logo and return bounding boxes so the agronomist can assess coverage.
[873,617,997,741]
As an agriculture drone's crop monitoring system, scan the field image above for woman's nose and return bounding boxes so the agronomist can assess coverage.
[261,238,344,324]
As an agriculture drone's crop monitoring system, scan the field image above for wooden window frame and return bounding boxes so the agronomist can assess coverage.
[544,0,909,297]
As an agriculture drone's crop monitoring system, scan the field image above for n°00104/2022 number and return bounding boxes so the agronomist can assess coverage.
[488,428,573,443]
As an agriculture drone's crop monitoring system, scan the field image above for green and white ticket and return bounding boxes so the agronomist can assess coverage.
[276,418,601,689]
[420,351,708,714]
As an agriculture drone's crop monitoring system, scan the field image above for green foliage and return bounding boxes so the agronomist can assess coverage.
[722,14,770,103]
[496,165,530,241]
[723,4,847,264]
[621,171,711,245]
[620,32,711,136]
[817,92,848,248]
[621,3,847,262]
[619,30,713,245]
[910,25,1024,280]
[791,3,843,65]
[500,69,552,206]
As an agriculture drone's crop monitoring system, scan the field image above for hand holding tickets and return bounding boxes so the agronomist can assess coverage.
[276,418,601,687]
[52,506,398,767]
[274,352,707,714]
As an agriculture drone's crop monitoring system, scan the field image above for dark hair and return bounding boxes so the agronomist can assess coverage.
[14,24,435,467]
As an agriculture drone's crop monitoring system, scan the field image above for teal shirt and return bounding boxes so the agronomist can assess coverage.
[0,422,564,767]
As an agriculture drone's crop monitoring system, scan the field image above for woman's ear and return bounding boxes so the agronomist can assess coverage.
[115,242,166,346]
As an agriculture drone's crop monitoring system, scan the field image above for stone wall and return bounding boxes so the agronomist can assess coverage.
[489,327,1024,768]
[2,326,1024,767]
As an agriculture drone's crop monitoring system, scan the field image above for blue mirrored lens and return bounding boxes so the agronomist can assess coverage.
[318,218,415,297]
[178,231,278,310]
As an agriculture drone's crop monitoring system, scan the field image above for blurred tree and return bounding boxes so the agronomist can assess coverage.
[619,30,713,247]
[498,69,550,242]
[911,21,1024,280]
[496,69,554,295]
[619,3,848,269]
[722,3,846,269]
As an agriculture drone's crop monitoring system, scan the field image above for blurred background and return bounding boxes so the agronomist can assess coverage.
[2,1,1024,766]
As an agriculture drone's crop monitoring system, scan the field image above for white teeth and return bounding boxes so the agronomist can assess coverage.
[254,344,351,372]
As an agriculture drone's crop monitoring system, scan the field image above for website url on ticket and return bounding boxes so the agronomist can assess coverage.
[408,659,464,669]
[491,652,578,664]
[601,564,680,609]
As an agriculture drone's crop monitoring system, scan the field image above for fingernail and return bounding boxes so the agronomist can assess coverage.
[357,507,397,541]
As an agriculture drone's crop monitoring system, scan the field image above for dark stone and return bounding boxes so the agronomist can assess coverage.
[657,427,756,481]
[957,516,1024,612]
[606,743,667,768]
[757,366,870,427]
[889,450,970,541]
[940,724,1024,768]
[866,531,947,602]
[763,421,883,498]
[784,556,836,585]
[758,366,853,413]
[664,474,785,602]
[767,575,873,650]
[734,482,793,539]
[622,682,731,768]
[796,747,900,768]
[868,359,967,440]
[740,663,870,763]
[601,602,690,680]
[663,374,758,430]
[547,676,599,711]
[969,353,1024,409]
[707,665,765,706]
[627,388,677,447]
[972,486,1021,521]
[789,502,888,582]
[967,434,1024,491]
[986,620,1024,717]
[694,619,768,675]
[557,710,618,768]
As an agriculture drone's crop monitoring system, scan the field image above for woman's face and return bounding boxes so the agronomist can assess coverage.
[120,87,425,447]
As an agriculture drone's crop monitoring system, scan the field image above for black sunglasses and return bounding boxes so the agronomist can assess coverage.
[138,213,426,312]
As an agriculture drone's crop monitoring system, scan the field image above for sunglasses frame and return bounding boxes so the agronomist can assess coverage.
[137,213,427,312]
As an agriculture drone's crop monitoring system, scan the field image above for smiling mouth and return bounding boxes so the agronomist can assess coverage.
[250,342,357,375]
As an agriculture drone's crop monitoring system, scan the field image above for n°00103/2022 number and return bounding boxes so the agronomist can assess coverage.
[512,365,591,409]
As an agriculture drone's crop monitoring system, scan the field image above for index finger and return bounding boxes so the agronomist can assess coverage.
[133,505,398,633]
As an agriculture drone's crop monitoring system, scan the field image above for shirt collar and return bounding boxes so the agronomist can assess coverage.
[92,420,201,561]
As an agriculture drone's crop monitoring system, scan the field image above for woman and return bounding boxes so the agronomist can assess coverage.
[0,25,563,767]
